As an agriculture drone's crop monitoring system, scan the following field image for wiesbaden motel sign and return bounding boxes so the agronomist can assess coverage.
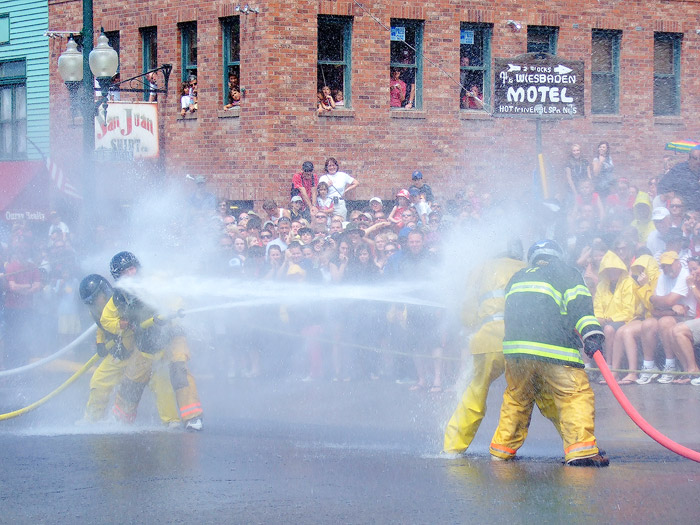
[493,53,584,118]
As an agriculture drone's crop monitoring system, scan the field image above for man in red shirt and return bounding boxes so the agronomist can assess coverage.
[3,243,42,367]
[291,161,317,211]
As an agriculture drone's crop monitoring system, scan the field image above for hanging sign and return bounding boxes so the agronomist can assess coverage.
[493,53,584,118]
[95,101,160,159]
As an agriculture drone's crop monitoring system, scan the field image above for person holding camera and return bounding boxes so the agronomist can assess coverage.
[318,157,358,220]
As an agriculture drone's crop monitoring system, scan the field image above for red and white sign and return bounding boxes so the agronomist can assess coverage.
[95,102,160,159]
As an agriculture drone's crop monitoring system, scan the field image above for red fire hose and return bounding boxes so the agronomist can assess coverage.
[593,351,700,463]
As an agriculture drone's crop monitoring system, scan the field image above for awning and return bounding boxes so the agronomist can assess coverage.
[0,160,50,221]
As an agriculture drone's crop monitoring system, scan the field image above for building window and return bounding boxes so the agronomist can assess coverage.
[654,32,682,116]
[141,27,157,101]
[459,23,491,110]
[317,15,352,109]
[591,30,620,114]
[222,17,240,107]
[527,26,558,54]
[0,60,27,159]
[0,14,9,45]
[180,22,197,82]
[390,19,423,109]
[105,31,120,68]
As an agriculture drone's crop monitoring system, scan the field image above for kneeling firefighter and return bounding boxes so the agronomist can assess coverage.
[78,273,179,425]
[443,240,561,454]
[102,251,204,431]
[489,240,609,466]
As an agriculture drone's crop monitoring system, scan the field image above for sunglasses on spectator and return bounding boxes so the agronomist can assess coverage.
[356,216,370,222]
[670,204,683,208]
[261,234,272,240]
[315,215,326,219]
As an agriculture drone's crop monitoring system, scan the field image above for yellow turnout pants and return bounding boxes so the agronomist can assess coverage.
[444,353,561,453]
[490,357,599,463]
[114,335,202,423]
[85,353,179,424]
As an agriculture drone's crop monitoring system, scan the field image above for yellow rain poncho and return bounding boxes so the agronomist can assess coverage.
[593,250,637,323]
[630,254,660,319]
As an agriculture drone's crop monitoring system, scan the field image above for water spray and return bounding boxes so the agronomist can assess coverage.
[593,351,700,463]
[0,325,97,378]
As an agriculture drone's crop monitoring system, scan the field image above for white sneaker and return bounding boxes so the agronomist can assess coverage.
[690,375,700,386]
[636,365,659,385]
[185,417,203,431]
[657,364,678,384]
[166,421,181,430]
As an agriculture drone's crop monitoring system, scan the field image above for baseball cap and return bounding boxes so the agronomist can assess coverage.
[302,161,314,172]
[396,189,410,199]
[652,207,670,221]
[411,170,423,180]
[370,197,383,205]
[291,195,303,203]
[659,251,679,266]
[409,187,420,197]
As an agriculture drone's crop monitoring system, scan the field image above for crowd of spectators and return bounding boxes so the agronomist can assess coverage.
[0,211,81,370]
[3,145,700,393]
[561,143,700,386]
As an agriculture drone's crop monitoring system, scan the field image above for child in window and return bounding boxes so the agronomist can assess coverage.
[317,91,332,113]
[224,87,241,110]
[321,85,335,110]
[189,76,198,112]
[461,84,484,110]
[333,89,345,107]
[390,68,406,108]
[180,82,194,116]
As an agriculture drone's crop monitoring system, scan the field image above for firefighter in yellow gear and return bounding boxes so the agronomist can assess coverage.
[489,240,609,467]
[443,241,560,454]
[103,252,203,431]
[78,274,179,425]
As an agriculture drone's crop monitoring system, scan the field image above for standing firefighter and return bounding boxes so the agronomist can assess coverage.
[443,241,560,454]
[102,252,204,431]
[489,240,609,466]
[78,274,179,425]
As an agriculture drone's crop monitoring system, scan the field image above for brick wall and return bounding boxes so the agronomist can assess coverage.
[48,0,700,208]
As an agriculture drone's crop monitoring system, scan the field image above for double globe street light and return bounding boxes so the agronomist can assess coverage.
[58,29,119,116]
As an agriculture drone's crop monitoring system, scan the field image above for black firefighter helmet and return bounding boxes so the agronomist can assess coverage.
[109,251,141,280]
[79,274,113,305]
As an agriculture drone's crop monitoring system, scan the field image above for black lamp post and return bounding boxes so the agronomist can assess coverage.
[57,8,119,241]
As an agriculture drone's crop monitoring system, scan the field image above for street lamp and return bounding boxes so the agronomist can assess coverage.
[58,29,118,115]
[89,30,119,114]
[57,37,83,119]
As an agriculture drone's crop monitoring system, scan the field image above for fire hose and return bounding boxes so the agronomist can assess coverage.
[0,354,101,421]
[593,351,700,463]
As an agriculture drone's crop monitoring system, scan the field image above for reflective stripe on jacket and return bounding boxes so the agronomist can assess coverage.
[503,259,603,368]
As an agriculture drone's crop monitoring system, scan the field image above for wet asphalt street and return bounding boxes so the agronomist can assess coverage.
[1,368,699,524]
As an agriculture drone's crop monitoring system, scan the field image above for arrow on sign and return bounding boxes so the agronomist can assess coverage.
[507,64,522,72]
[553,65,572,75]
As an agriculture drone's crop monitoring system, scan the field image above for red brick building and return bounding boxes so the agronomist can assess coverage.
[48,0,700,209]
